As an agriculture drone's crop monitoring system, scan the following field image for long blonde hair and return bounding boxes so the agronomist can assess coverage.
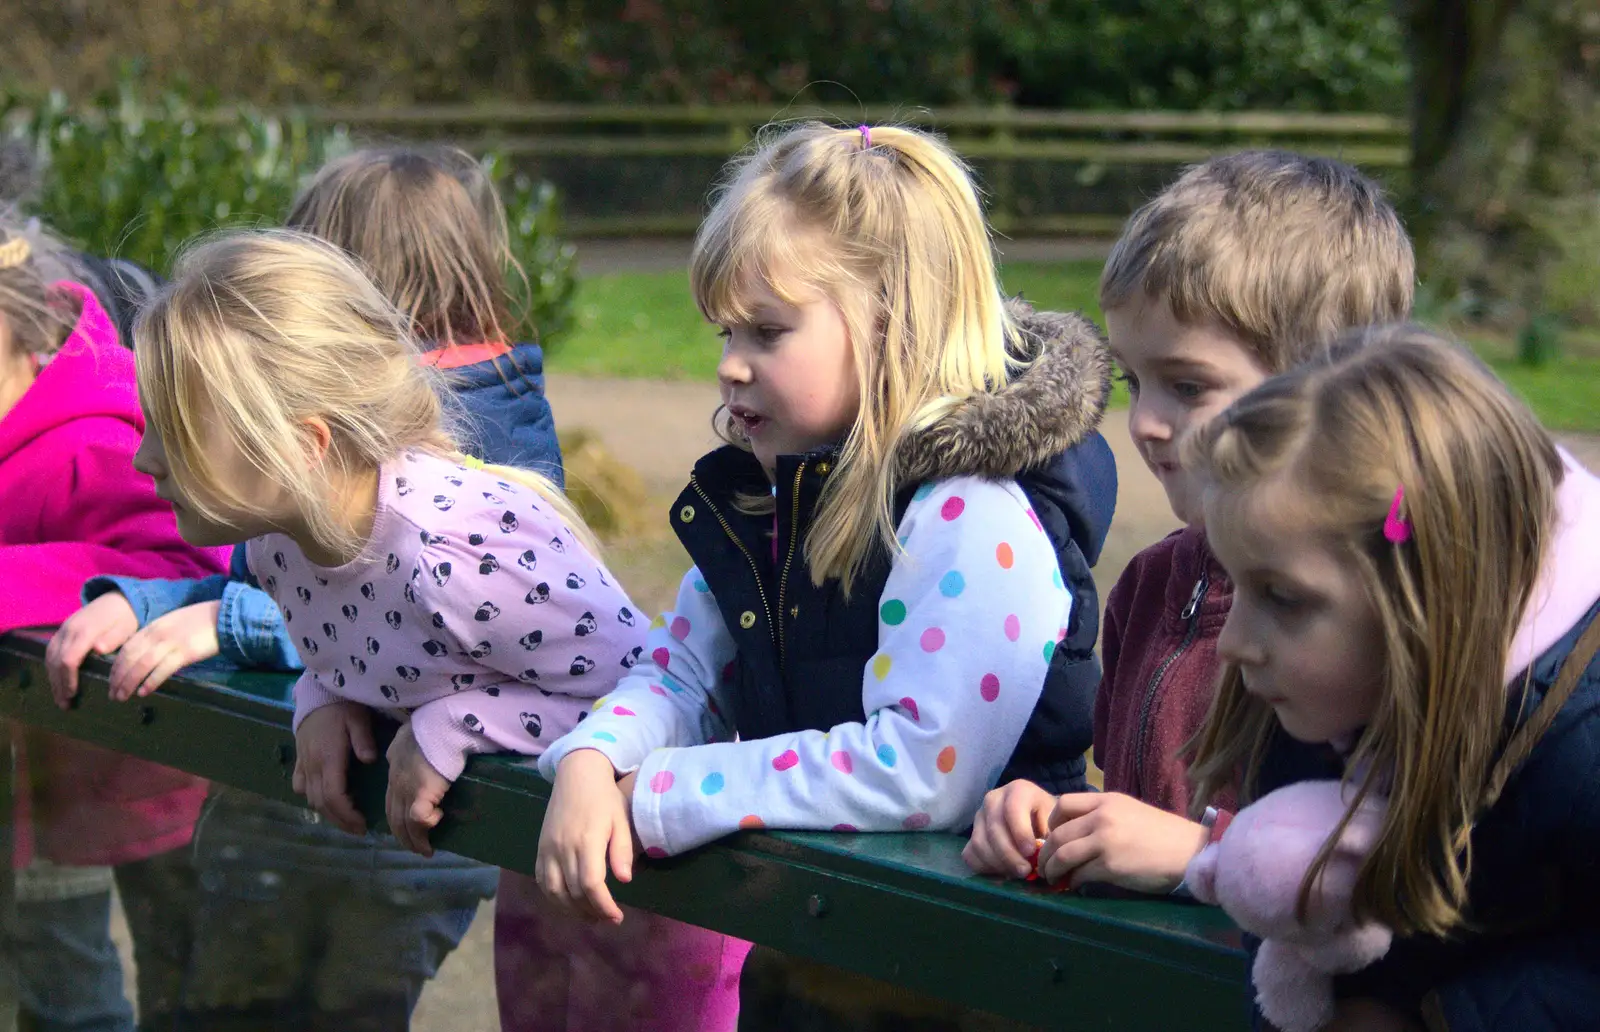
[1184,325,1564,938]
[134,229,595,560]
[286,146,519,347]
[691,122,1017,595]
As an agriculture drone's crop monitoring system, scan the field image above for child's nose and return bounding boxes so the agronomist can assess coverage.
[717,348,753,387]
[1126,395,1170,444]
[1216,608,1264,668]
[132,430,166,479]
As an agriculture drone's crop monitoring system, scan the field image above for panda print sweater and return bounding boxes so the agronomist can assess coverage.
[248,450,645,781]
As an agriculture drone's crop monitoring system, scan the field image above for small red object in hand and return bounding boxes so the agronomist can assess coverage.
[1026,840,1072,892]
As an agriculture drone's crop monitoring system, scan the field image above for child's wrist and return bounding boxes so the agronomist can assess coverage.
[558,747,619,780]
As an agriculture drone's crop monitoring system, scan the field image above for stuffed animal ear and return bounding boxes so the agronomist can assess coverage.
[1184,842,1221,904]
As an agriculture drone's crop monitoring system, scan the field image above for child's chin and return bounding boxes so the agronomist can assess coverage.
[175,514,244,548]
[1160,484,1200,526]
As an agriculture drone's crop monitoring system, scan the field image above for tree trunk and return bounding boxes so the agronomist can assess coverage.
[1405,0,1600,327]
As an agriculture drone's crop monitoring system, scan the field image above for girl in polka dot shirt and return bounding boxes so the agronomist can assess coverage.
[536,123,1117,926]
[129,229,639,853]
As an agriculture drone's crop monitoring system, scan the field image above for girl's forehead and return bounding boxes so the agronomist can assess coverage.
[1205,474,1333,564]
[707,266,822,324]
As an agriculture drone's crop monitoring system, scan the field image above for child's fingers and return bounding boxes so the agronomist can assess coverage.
[45,628,89,707]
[315,754,366,836]
[961,823,1004,875]
[384,776,411,851]
[536,854,567,903]
[1046,792,1104,832]
[107,638,163,702]
[565,838,623,924]
[1039,821,1101,886]
[1001,795,1051,872]
[407,795,440,858]
[583,875,624,925]
[608,815,635,884]
[133,647,194,698]
[348,712,379,765]
[321,786,366,837]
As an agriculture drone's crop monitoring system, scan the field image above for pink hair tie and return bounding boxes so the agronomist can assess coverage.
[858,124,872,150]
[1383,484,1413,544]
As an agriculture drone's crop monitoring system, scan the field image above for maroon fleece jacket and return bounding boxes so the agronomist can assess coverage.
[1093,525,1236,816]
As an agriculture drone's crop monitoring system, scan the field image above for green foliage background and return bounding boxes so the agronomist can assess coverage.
[3,1,1408,113]
[0,81,578,344]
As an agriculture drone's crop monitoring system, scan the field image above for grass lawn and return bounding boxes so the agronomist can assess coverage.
[551,261,1599,432]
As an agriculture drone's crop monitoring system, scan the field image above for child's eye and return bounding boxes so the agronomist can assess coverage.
[1263,585,1303,611]
[714,327,732,342]
[1173,381,1206,401]
[756,325,786,344]
[1115,370,1140,395]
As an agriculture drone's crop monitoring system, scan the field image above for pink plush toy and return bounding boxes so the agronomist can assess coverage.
[1184,780,1392,1032]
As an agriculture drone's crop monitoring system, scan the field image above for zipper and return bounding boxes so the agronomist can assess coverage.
[689,474,777,649]
[1132,571,1209,798]
[774,461,807,666]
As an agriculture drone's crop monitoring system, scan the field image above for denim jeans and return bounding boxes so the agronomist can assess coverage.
[6,863,131,1032]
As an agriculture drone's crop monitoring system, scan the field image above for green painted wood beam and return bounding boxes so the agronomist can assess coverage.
[0,630,1248,1029]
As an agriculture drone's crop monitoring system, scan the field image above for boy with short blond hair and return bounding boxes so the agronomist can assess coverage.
[966,150,1414,892]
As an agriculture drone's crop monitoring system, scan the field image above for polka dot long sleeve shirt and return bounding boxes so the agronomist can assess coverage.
[249,451,646,781]
[538,476,1072,856]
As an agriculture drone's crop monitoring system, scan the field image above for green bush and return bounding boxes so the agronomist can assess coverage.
[0,80,577,345]
[9,0,1409,114]
[489,155,578,348]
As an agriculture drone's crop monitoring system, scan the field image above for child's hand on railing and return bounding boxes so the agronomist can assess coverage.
[536,748,643,925]
[963,779,1057,879]
[109,602,221,702]
[46,592,140,707]
[292,700,379,836]
[1038,793,1210,894]
[385,720,450,857]
[47,597,223,709]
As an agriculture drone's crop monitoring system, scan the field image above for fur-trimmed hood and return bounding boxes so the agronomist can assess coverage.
[894,298,1112,483]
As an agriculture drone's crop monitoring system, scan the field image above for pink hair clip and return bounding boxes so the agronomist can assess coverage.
[858,124,872,150]
[1383,484,1412,544]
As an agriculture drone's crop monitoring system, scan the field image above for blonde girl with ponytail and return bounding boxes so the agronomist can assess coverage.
[536,121,1115,940]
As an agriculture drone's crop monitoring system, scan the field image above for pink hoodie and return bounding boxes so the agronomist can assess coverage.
[1,282,228,866]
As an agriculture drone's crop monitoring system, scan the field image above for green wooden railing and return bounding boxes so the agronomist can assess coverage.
[0,629,1249,1029]
[284,102,1408,236]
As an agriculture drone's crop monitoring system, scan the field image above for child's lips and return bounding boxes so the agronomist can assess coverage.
[729,406,766,434]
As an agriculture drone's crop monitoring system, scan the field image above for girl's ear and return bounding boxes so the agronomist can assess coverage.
[299,416,333,464]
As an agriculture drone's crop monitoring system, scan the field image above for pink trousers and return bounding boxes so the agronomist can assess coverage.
[495,870,751,1032]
